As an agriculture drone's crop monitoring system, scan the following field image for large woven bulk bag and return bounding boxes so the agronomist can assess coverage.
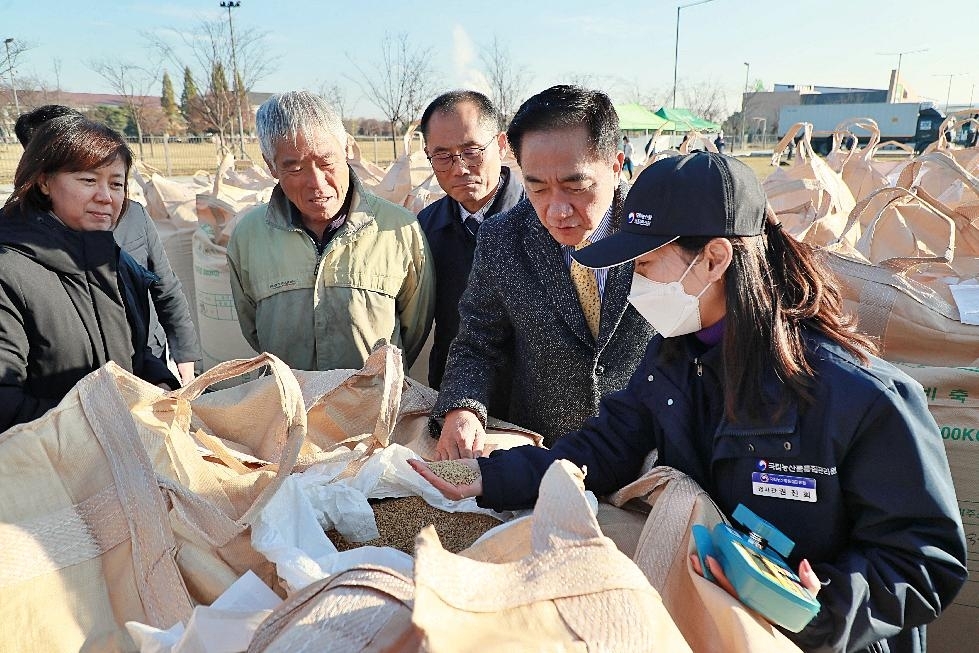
[607,467,802,653]
[125,354,308,604]
[192,218,259,376]
[246,565,418,653]
[889,363,979,652]
[188,344,542,467]
[346,135,387,189]
[819,187,979,366]
[133,169,206,331]
[764,122,858,247]
[412,460,692,652]
[374,127,434,207]
[0,367,193,653]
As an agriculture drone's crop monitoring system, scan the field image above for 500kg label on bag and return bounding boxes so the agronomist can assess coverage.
[941,426,979,442]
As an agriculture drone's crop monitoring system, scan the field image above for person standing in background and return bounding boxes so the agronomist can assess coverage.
[14,105,200,385]
[417,91,525,412]
[228,90,434,372]
[622,136,634,180]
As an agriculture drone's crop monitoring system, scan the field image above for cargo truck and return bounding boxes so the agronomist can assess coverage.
[777,102,944,155]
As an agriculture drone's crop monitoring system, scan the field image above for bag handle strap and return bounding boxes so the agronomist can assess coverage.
[836,186,956,269]
[175,353,308,522]
[771,122,813,167]
[78,365,195,627]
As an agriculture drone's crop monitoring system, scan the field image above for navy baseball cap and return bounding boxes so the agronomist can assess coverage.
[572,152,767,269]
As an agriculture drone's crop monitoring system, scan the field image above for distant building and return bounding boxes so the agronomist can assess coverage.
[743,70,917,137]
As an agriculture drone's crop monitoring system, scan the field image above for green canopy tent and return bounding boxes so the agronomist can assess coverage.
[615,103,669,131]
[654,107,721,132]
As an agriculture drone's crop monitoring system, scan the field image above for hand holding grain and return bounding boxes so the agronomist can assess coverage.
[408,458,483,501]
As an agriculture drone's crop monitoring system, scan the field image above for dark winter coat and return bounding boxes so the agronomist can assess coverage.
[417,166,526,417]
[477,330,967,653]
[431,182,655,446]
[114,200,201,363]
[0,208,178,431]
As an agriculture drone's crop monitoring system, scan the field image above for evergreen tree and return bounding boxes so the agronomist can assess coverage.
[180,66,198,120]
[211,62,229,95]
[161,71,177,118]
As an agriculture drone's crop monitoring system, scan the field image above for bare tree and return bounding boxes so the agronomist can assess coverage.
[480,37,529,121]
[147,19,276,157]
[87,58,160,159]
[680,78,728,124]
[348,33,436,157]
[0,39,29,81]
[319,82,348,121]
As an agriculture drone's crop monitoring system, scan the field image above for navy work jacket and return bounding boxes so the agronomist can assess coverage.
[478,330,967,653]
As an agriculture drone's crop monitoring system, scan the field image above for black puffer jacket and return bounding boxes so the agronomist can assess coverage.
[0,207,178,431]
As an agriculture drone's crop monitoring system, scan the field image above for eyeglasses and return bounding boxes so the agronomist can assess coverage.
[426,137,497,172]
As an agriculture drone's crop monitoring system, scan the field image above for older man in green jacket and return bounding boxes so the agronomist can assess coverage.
[228,91,434,371]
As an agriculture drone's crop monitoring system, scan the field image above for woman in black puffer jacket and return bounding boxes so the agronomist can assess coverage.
[0,116,178,431]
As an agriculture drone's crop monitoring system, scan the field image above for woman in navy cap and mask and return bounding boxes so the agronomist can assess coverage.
[411,152,967,652]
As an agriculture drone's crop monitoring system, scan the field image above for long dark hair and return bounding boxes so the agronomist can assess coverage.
[4,115,133,217]
[675,210,877,421]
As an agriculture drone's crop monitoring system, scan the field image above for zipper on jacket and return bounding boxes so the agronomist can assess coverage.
[694,357,703,377]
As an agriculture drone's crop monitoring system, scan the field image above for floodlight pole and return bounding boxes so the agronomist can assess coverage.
[3,38,19,116]
[672,0,717,109]
[740,62,749,153]
[220,1,247,160]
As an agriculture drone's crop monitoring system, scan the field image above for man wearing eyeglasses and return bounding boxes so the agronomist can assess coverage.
[430,85,654,458]
[417,91,526,415]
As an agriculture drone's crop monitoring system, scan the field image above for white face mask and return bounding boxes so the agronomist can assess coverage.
[628,256,712,338]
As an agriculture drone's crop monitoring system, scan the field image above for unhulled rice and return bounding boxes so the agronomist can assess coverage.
[325,495,500,555]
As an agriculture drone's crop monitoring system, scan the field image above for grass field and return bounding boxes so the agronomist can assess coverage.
[0,136,420,185]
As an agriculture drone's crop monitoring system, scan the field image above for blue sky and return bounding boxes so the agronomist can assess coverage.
[3,0,975,119]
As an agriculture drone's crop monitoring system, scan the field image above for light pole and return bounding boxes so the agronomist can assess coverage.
[3,38,19,116]
[934,73,965,115]
[740,62,749,153]
[220,1,247,160]
[878,48,927,102]
[672,0,717,109]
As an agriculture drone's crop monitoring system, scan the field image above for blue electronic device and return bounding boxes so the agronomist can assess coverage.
[693,504,820,632]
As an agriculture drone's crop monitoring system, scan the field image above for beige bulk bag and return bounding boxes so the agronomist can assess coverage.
[819,187,979,366]
[374,126,435,207]
[412,460,692,652]
[0,368,194,653]
[132,168,206,331]
[828,120,893,222]
[888,363,979,652]
[607,467,802,653]
[347,135,388,189]
[188,344,542,467]
[764,122,858,247]
[191,223,260,381]
[922,116,979,173]
[678,130,719,154]
[896,150,979,211]
[403,171,446,215]
[122,354,308,605]
[246,565,418,653]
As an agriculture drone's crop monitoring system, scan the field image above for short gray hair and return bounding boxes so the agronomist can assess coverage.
[256,90,347,169]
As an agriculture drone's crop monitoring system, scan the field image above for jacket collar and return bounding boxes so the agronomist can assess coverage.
[265,167,376,240]
[427,166,525,234]
[0,207,118,274]
[656,333,800,436]
[522,180,630,348]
